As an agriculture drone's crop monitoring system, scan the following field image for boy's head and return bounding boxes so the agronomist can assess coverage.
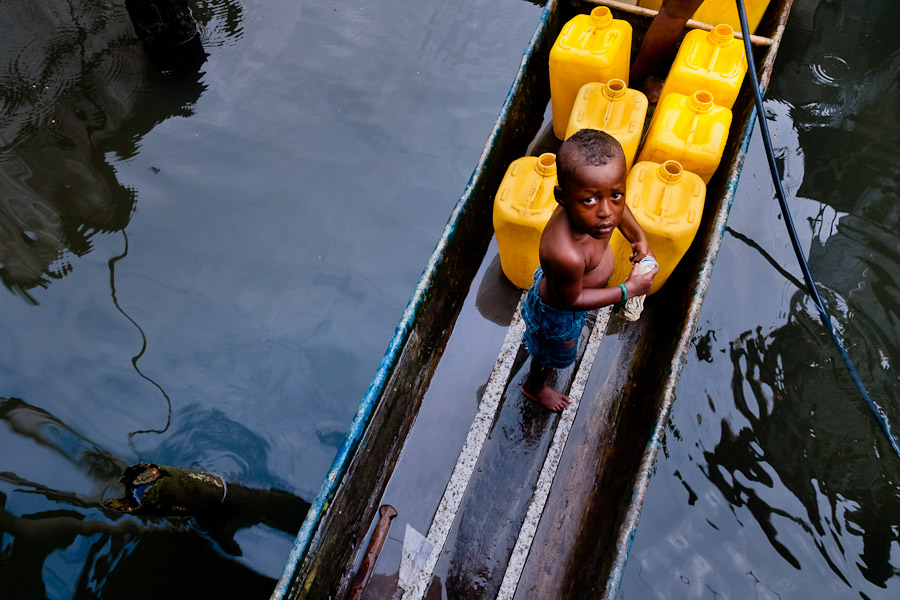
[556,129,625,189]
[554,129,627,238]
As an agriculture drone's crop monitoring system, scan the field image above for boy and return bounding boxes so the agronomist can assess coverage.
[521,129,658,412]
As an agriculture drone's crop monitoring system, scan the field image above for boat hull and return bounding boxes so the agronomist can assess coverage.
[272,0,794,598]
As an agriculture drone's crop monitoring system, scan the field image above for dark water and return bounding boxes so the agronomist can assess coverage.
[3,0,899,598]
[620,0,900,598]
[0,0,541,597]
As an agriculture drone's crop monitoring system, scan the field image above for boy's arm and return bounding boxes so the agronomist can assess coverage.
[617,205,654,263]
[630,0,705,93]
[545,253,657,312]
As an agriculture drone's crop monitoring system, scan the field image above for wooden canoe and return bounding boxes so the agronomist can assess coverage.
[272,0,794,598]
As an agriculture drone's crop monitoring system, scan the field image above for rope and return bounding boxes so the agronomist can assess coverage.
[735,0,900,459]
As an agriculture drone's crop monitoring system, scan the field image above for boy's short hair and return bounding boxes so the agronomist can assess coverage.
[557,129,625,188]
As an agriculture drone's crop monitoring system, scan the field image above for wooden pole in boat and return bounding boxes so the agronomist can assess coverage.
[348,504,398,600]
[586,0,774,46]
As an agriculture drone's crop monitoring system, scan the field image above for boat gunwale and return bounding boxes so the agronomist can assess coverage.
[272,0,795,596]
[601,0,795,597]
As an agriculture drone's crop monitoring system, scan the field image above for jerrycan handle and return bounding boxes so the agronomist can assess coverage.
[509,153,556,213]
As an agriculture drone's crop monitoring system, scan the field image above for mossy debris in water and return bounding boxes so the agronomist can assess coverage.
[104,463,224,516]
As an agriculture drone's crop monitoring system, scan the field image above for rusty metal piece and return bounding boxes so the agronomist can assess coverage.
[347,504,398,600]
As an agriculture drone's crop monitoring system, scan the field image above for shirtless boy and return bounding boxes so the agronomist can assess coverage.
[521,129,658,412]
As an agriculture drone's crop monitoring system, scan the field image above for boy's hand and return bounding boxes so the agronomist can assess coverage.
[630,239,655,263]
[625,262,659,297]
[619,205,654,263]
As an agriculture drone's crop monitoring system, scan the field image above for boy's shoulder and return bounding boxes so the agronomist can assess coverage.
[540,213,586,270]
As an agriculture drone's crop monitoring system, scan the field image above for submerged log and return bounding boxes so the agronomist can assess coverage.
[104,463,224,515]
[104,463,310,537]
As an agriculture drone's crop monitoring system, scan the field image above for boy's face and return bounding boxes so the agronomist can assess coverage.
[555,159,627,240]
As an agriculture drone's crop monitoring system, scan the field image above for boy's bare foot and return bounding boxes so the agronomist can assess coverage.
[522,384,573,413]
[636,76,664,104]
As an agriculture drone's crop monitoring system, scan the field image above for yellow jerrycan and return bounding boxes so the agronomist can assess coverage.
[549,7,632,140]
[607,160,706,294]
[692,0,771,34]
[659,24,747,109]
[493,153,559,289]
[636,0,771,34]
[636,90,732,184]
[565,79,648,173]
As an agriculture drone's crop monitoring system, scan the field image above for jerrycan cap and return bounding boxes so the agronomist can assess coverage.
[589,6,613,29]
[534,153,557,177]
[690,90,715,113]
[708,24,735,45]
[658,160,684,183]
[602,79,628,100]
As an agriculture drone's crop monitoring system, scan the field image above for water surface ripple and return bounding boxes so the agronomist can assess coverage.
[0,0,542,597]
[621,1,900,598]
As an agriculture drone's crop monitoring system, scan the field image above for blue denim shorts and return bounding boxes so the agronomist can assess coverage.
[522,268,586,369]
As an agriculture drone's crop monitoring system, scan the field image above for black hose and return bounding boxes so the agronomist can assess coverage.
[735,0,900,459]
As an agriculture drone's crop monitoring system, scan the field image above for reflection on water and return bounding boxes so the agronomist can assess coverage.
[621,0,900,597]
[0,0,242,303]
[0,1,288,597]
[1,397,306,597]
[717,316,899,587]
[776,0,900,133]
[1,0,545,596]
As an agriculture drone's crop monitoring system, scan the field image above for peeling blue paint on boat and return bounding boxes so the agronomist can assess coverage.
[270,3,557,597]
